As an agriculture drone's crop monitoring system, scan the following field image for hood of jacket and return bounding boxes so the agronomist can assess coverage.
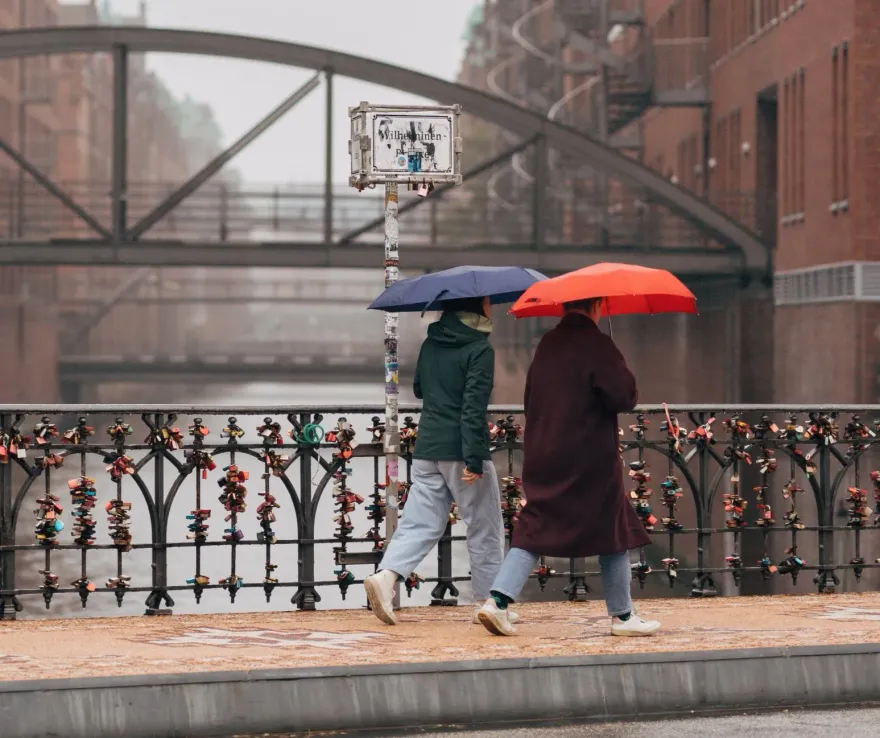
[426,311,490,347]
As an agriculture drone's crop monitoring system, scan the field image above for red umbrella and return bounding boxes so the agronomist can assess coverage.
[509,263,697,318]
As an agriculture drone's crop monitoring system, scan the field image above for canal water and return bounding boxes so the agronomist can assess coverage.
[14,379,480,619]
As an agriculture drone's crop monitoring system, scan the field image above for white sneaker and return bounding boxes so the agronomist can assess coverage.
[364,570,398,625]
[477,598,517,636]
[473,605,519,625]
[611,613,660,637]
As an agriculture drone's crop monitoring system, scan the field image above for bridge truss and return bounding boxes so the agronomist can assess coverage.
[0,24,768,279]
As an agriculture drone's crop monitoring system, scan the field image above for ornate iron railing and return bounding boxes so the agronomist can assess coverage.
[1,404,878,620]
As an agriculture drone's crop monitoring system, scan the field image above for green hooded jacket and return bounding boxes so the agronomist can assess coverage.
[412,312,494,474]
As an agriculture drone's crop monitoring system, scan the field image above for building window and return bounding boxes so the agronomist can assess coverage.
[832,46,839,205]
[798,68,805,215]
[841,41,849,205]
[782,77,790,218]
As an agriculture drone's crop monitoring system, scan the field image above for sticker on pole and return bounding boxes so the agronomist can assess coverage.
[349,102,462,189]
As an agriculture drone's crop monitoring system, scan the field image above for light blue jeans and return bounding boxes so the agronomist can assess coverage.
[490,547,634,617]
[380,458,504,601]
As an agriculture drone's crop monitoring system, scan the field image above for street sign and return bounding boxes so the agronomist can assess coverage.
[347,100,463,611]
[349,102,462,189]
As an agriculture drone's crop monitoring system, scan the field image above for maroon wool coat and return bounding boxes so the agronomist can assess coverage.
[511,313,651,557]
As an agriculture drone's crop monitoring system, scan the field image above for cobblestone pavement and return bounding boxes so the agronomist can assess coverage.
[3,592,880,681]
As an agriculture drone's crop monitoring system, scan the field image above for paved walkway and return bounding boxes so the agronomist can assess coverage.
[3,592,880,682]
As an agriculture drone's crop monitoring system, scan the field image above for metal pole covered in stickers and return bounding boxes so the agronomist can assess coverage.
[382,180,401,607]
[349,101,462,609]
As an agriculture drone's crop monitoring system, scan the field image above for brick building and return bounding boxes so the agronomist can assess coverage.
[461,0,879,405]
[0,1,229,401]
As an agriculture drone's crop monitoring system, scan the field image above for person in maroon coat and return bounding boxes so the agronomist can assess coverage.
[477,297,661,637]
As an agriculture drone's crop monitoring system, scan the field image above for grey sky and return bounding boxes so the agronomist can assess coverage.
[105,0,479,184]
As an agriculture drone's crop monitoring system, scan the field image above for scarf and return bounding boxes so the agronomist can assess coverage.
[457,312,494,334]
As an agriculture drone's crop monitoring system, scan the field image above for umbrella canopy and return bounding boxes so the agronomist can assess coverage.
[509,263,697,318]
[368,265,547,313]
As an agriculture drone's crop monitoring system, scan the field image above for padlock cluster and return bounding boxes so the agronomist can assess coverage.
[257,417,284,446]
[34,491,63,545]
[106,453,135,482]
[62,418,94,445]
[660,476,683,531]
[490,415,523,445]
[846,486,871,528]
[256,490,280,544]
[500,475,524,535]
[365,479,386,552]
[33,417,58,447]
[68,476,98,546]
[187,508,211,543]
[400,416,418,456]
[185,418,216,479]
[781,479,805,529]
[844,415,876,456]
[146,424,184,450]
[106,418,132,445]
[0,427,30,463]
[367,416,385,444]
[327,418,359,597]
[722,490,747,529]
[687,417,715,449]
[218,464,248,543]
[221,417,245,442]
[262,449,288,478]
[628,460,656,530]
[107,499,133,550]
[220,574,243,593]
[660,411,686,455]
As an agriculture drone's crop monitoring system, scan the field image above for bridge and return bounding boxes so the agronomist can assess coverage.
[0,26,769,279]
[57,353,391,386]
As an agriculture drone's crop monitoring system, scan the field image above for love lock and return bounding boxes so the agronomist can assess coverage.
[335,567,356,600]
[404,572,425,597]
[533,563,555,591]
[661,558,679,586]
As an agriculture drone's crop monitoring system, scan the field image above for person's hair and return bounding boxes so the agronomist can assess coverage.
[441,297,486,316]
[563,297,602,313]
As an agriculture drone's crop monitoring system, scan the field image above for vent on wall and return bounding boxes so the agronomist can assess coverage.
[773,262,867,305]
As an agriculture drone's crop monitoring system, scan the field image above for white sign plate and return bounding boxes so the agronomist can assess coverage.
[372,114,453,175]
[349,103,462,188]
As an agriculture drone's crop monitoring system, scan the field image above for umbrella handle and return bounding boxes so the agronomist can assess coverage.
[607,315,614,339]
[420,289,451,318]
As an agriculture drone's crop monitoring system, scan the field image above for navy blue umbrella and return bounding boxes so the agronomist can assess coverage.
[368,265,547,313]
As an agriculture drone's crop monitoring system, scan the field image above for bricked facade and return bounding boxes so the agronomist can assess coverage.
[473,0,880,405]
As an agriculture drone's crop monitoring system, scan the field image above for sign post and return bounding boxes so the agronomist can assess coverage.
[349,102,462,608]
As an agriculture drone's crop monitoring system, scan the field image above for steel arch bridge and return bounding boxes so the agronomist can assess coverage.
[0,26,768,278]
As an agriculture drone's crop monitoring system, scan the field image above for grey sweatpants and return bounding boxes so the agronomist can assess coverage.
[380,458,504,601]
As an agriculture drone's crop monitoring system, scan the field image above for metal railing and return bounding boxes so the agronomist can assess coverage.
[1,404,879,620]
[0,179,718,252]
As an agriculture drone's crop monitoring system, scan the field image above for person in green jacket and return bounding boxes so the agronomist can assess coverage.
[364,296,516,626]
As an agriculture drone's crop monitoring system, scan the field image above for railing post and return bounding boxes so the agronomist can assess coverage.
[144,413,174,615]
[815,444,838,593]
[292,412,320,610]
[430,521,458,606]
[0,413,19,620]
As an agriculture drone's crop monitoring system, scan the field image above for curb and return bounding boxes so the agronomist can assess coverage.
[2,643,880,737]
